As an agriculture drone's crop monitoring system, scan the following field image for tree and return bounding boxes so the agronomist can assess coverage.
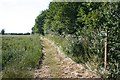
[1,29,5,35]
[43,2,81,35]
[32,10,47,35]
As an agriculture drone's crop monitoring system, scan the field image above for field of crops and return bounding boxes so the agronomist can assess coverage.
[1,35,42,78]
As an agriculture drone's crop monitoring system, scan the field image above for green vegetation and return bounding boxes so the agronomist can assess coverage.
[1,35,42,78]
[32,10,47,35]
[41,38,63,77]
[32,2,120,78]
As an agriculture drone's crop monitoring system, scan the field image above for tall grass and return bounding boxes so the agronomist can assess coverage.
[1,35,42,78]
[46,34,102,76]
[46,34,82,62]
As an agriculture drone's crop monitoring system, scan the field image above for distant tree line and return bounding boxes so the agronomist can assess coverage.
[0,29,30,35]
[9,33,31,35]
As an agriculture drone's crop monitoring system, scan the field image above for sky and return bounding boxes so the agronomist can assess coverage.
[0,0,51,33]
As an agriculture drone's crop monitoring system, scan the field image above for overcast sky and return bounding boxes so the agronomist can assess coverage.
[0,0,51,33]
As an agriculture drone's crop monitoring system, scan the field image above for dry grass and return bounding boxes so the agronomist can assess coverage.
[41,38,62,77]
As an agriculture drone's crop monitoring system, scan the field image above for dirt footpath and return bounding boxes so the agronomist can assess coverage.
[34,37,99,78]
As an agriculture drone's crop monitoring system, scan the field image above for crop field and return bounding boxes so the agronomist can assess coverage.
[1,35,42,78]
